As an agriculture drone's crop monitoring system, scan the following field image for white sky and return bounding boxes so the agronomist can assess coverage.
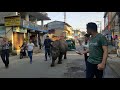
[37,12,104,32]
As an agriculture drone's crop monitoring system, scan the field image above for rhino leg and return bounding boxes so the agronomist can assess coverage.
[51,57,57,67]
[64,51,67,59]
[51,59,55,67]
[58,52,63,64]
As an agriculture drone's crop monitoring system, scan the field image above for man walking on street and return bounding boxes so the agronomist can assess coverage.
[27,39,34,64]
[82,22,108,78]
[44,36,53,61]
[1,37,10,68]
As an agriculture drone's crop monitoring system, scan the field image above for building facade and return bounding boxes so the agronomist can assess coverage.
[104,12,120,37]
[73,29,82,39]
[0,12,50,54]
[44,21,73,40]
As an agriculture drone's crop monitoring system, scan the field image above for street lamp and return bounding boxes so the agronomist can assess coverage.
[96,21,102,33]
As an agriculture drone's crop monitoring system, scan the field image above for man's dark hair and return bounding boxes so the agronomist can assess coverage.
[84,34,90,38]
[46,35,49,37]
[87,22,97,32]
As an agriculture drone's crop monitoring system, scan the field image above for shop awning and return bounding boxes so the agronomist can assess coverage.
[36,29,48,33]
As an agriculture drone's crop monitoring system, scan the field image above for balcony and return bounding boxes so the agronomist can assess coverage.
[18,12,51,21]
[27,12,51,21]
[21,19,42,31]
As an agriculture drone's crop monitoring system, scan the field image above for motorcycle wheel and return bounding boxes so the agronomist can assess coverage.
[20,53,23,59]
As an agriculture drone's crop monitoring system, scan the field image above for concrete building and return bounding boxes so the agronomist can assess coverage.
[104,12,119,37]
[0,12,50,54]
[73,29,82,39]
[44,21,73,40]
[104,12,111,32]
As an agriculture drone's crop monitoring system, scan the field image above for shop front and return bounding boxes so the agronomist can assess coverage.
[13,27,27,51]
[29,30,38,47]
[4,15,47,53]
[22,20,44,48]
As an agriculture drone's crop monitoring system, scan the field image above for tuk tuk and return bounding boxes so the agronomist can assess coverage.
[66,39,76,51]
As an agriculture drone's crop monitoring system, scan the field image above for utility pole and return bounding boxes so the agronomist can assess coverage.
[64,12,66,39]
[100,22,102,34]
[96,21,102,33]
[64,12,66,23]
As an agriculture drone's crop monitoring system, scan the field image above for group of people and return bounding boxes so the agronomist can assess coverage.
[0,35,66,68]
[42,22,108,78]
[76,22,108,78]
[0,22,108,78]
[0,38,35,68]
[19,39,35,64]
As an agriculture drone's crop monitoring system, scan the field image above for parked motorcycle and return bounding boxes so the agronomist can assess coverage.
[20,46,24,59]
[20,46,27,59]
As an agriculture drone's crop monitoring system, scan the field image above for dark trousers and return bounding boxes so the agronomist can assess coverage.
[84,55,89,67]
[28,51,33,62]
[1,49,9,66]
[64,51,67,59]
[86,61,103,78]
[45,48,50,60]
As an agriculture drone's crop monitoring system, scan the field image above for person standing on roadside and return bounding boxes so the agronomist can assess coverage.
[44,36,53,61]
[81,22,108,78]
[76,34,90,71]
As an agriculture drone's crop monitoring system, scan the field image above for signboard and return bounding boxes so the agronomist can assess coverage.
[74,36,78,39]
[29,22,35,30]
[5,16,21,26]
[22,20,29,28]
[22,20,41,31]
[13,27,27,33]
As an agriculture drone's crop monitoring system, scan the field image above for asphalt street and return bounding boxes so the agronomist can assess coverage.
[0,50,118,78]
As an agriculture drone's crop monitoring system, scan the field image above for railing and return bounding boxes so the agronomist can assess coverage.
[5,19,43,35]
[21,19,42,30]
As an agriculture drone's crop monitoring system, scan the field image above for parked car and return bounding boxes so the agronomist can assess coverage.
[66,40,76,51]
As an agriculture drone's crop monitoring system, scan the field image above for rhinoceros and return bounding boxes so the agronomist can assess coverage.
[50,39,68,67]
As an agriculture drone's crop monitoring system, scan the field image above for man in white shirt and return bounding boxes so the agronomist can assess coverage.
[76,34,90,71]
[27,39,34,64]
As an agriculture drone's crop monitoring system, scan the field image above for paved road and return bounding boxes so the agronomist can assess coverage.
[0,51,119,78]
